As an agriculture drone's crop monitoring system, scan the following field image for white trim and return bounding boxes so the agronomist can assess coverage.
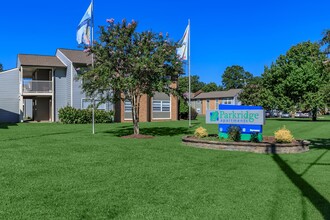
[56,49,73,107]
[51,68,54,122]
[0,68,19,74]
[70,64,73,107]
[19,66,24,122]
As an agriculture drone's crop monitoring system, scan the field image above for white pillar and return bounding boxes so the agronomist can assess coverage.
[52,68,55,122]
[19,66,24,122]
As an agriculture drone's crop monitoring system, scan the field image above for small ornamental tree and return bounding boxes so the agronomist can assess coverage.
[80,19,183,135]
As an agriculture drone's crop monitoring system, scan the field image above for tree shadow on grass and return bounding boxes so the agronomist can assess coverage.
[0,123,18,129]
[103,126,191,137]
[309,138,330,150]
[272,154,330,219]
[2,130,85,141]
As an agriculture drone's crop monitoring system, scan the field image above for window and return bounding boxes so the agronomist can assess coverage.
[81,99,106,110]
[124,100,132,112]
[152,92,171,119]
[152,100,170,112]
[221,98,233,105]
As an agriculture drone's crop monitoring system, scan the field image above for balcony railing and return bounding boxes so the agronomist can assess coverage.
[23,80,52,93]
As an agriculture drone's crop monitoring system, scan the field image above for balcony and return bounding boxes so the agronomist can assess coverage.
[23,80,52,94]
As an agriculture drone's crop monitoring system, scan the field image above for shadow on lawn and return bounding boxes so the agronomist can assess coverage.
[272,154,330,219]
[104,126,191,137]
[309,138,330,150]
[3,130,83,141]
[0,123,18,129]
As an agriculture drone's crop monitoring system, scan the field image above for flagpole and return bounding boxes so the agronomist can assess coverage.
[188,19,191,127]
[91,0,95,134]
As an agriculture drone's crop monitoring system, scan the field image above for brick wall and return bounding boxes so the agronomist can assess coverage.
[114,93,178,122]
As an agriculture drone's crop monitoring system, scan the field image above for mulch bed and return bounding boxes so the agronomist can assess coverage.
[121,134,154,139]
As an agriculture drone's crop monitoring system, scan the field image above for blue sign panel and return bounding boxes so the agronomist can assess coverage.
[217,105,264,141]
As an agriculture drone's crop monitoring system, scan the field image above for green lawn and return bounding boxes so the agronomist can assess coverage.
[0,117,329,219]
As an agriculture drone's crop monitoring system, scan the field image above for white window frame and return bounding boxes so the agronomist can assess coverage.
[221,98,233,105]
[81,98,106,110]
[151,97,171,120]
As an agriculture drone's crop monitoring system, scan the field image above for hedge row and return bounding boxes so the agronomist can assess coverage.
[58,106,114,124]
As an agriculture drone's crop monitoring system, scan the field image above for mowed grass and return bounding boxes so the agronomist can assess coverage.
[0,117,329,219]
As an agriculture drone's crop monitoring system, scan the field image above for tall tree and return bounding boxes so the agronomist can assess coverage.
[320,29,330,55]
[0,63,3,72]
[221,65,253,89]
[81,19,183,134]
[178,75,205,95]
[202,82,221,92]
[238,84,276,110]
[262,41,329,120]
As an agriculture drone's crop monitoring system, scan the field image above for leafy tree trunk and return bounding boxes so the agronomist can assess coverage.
[131,95,140,135]
[312,108,317,121]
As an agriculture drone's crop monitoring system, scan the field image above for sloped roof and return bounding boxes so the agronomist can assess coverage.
[192,89,242,99]
[58,48,92,65]
[183,90,203,99]
[18,54,66,68]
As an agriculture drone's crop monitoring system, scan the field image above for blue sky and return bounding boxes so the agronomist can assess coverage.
[1,0,329,84]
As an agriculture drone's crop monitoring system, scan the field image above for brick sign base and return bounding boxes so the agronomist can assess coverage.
[182,136,310,154]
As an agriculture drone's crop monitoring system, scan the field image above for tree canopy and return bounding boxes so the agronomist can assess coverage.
[238,84,276,110]
[320,29,330,55]
[262,41,329,120]
[221,65,253,89]
[178,75,205,95]
[80,19,183,134]
[202,82,222,92]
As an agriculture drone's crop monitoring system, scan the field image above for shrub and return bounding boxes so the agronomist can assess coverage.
[274,126,294,143]
[250,132,260,143]
[179,98,198,120]
[227,125,241,142]
[194,126,208,138]
[58,106,114,124]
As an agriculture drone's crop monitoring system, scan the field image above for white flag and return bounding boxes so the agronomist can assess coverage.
[77,3,92,45]
[177,24,189,61]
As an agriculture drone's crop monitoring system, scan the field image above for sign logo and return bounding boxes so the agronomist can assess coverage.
[206,110,265,125]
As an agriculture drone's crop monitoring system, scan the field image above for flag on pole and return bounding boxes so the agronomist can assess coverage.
[177,24,190,60]
[77,2,93,45]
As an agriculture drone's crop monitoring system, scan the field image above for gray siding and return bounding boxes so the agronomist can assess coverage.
[54,68,67,121]
[56,50,71,106]
[192,99,202,114]
[56,50,113,112]
[72,67,86,109]
[72,65,113,111]
[0,69,19,123]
